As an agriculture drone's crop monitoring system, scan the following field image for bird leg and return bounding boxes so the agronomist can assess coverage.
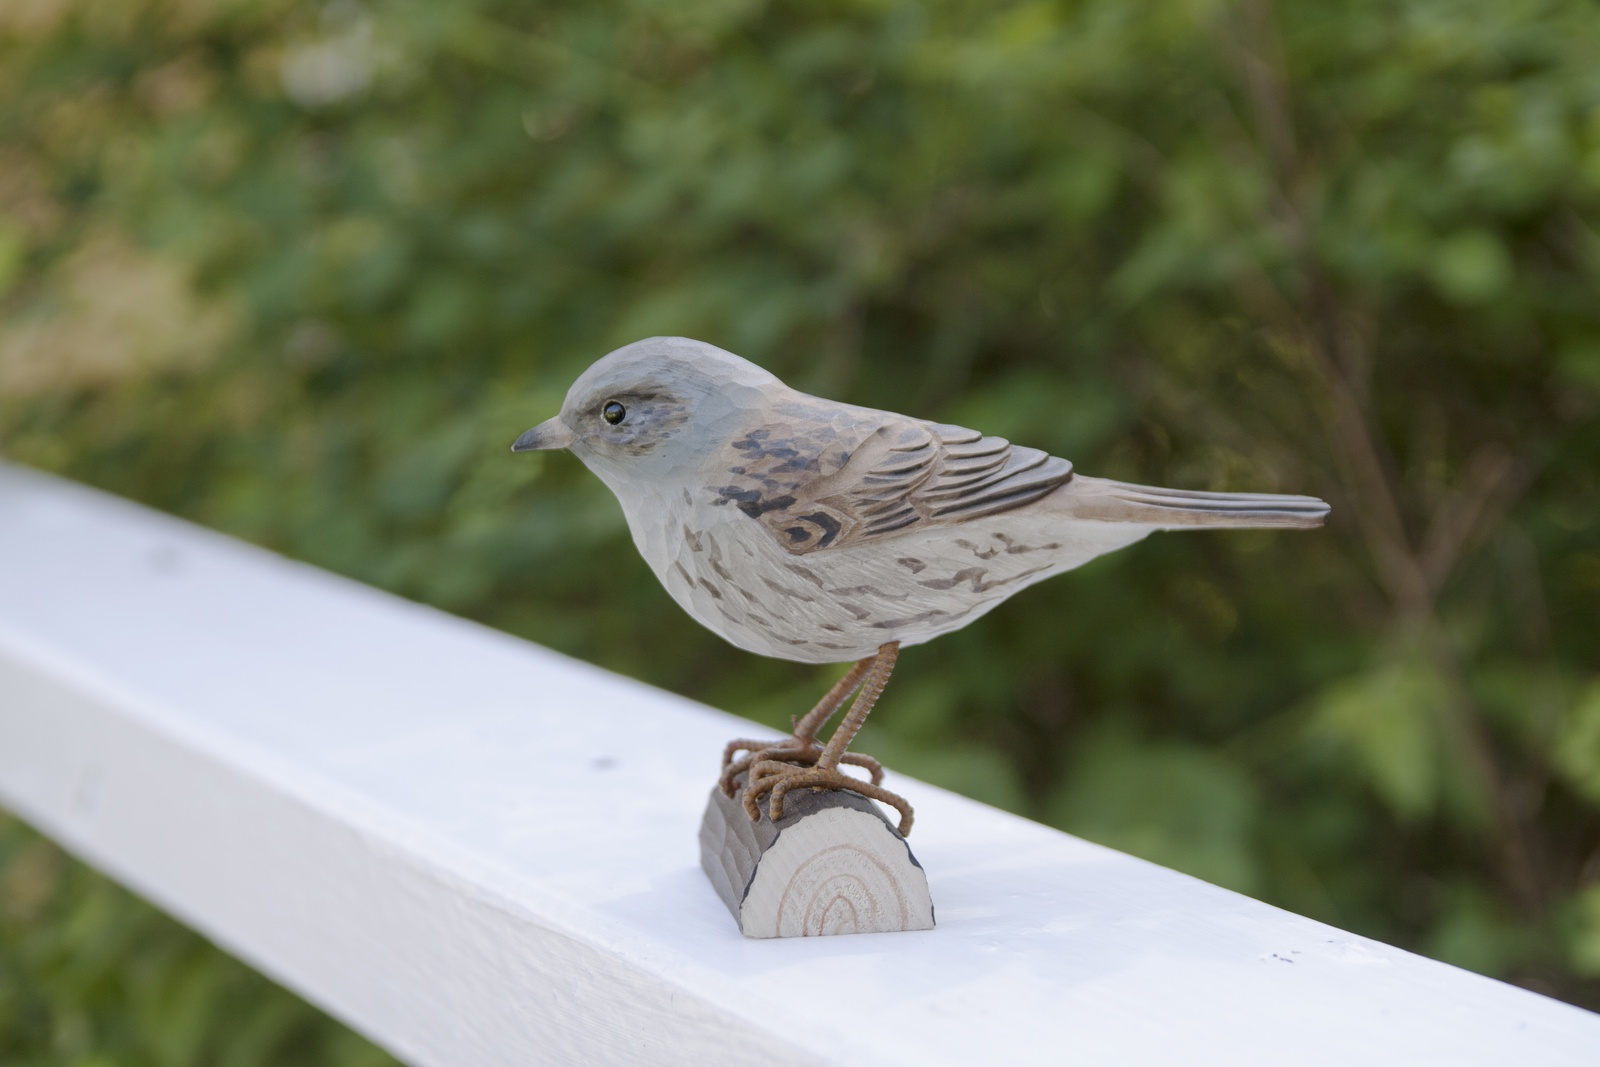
[737,642,915,837]
[718,656,880,795]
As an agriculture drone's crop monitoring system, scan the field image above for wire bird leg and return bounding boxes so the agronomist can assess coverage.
[720,642,914,837]
[719,657,879,793]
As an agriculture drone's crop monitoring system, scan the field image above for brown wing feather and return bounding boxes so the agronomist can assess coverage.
[709,404,1073,555]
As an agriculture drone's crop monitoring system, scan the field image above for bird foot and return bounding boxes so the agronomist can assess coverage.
[742,759,915,838]
[719,735,883,797]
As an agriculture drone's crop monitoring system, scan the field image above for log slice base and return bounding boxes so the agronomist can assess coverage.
[699,777,935,938]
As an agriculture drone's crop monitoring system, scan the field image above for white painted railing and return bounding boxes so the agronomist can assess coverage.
[1,460,1596,1066]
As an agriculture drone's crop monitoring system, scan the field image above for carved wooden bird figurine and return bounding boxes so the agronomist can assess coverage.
[513,337,1329,834]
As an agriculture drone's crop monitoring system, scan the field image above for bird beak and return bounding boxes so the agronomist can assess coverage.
[511,417,576,453]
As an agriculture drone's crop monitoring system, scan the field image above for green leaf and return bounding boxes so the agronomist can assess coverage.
[1568,884,1600,978]
[1429,230,1512,305]
[1047,725,1263,895]
[1425,882,1532,978]
[1305,660,1450,823]
[1555,681,1600,806]
[0,218,26,298]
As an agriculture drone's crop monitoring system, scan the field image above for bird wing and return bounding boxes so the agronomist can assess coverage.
[710,404,1073,555]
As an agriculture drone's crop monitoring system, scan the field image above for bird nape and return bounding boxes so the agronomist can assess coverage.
[513,336,1330,836]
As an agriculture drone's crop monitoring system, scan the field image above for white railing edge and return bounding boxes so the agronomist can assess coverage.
[2,460,1597,1067]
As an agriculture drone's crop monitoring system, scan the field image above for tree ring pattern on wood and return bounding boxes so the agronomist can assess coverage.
[699,784,934,938]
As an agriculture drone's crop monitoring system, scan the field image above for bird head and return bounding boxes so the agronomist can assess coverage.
[512,336,781,487]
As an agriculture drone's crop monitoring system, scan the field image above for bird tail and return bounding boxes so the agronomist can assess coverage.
[1059,475,1330,530]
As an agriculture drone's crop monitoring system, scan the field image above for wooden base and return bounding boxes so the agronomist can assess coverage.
[698,778,935,938]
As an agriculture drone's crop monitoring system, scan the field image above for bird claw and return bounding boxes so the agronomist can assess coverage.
[719,735,821,796]
[720,735,884,796]
[741,759,914,838]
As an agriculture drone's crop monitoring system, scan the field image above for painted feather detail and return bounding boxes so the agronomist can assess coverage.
[712,406,1074,555]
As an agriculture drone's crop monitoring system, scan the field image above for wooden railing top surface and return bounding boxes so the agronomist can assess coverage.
[1,461,1596,1066]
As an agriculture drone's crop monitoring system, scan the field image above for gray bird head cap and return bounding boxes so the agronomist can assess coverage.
[512,336,781,485]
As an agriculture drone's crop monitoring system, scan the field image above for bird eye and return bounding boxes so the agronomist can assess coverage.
[602,401,626,425]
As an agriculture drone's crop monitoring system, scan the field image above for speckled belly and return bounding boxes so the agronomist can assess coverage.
[646,502,1155,664]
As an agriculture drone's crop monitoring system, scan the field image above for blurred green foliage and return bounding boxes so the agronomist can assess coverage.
[2,0,1600,1053]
